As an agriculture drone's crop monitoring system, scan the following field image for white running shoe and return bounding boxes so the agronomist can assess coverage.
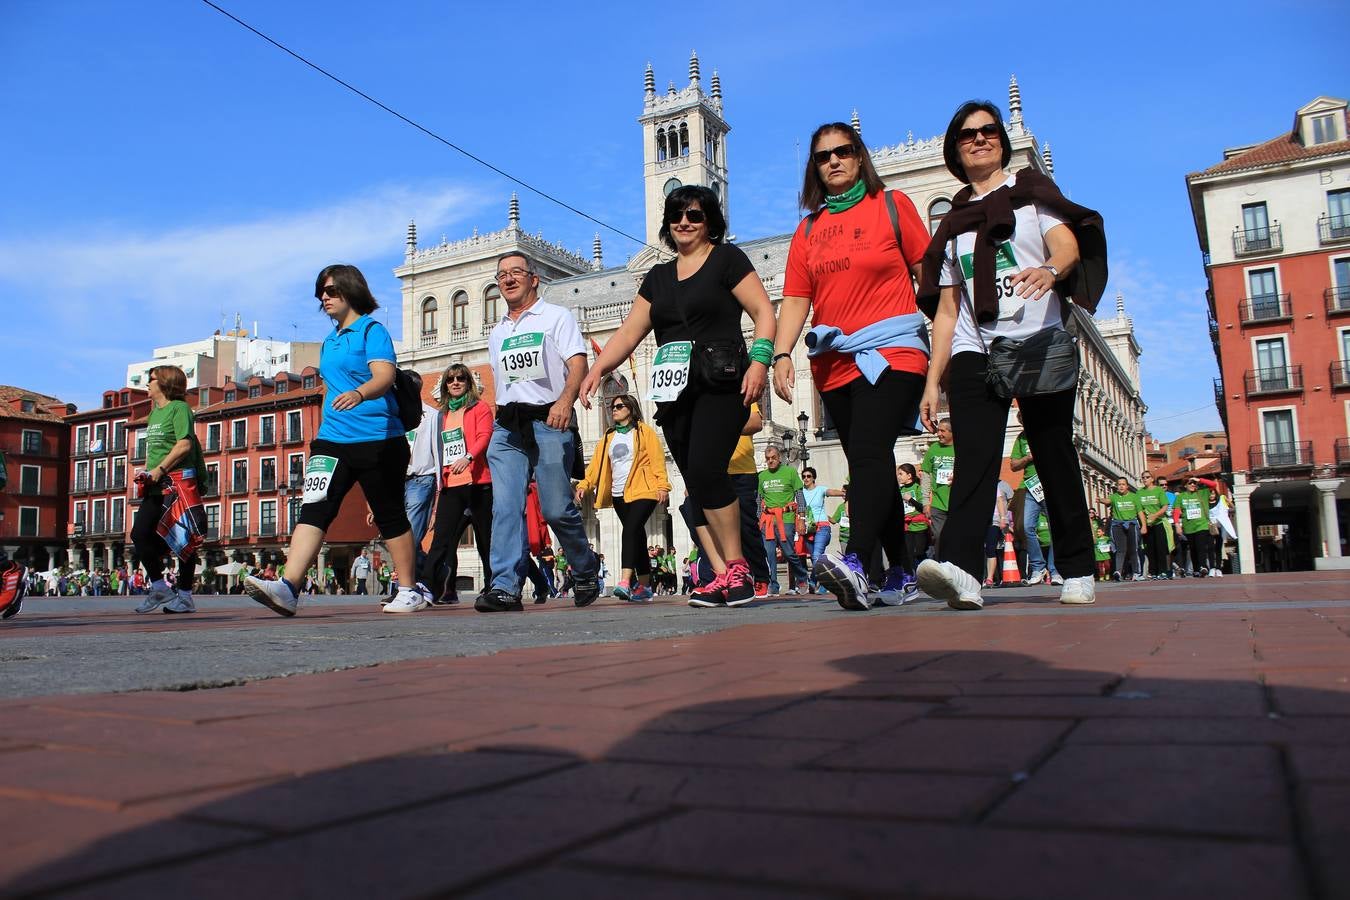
[1210,568,1223,578]
[1059,576,1096,605]
[134,581,176,614]
[916,559,984,610]
[1049,572,1065,586]
[244,576,298,617]
[382,586,429,614]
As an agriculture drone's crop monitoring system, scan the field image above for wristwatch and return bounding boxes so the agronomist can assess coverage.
[1041,264,1059,278]
[464,452,474,461]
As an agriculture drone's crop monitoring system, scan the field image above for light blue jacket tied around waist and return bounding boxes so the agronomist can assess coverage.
[804,313,931,385]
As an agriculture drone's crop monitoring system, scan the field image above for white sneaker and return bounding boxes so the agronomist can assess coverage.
[916,559,983,610]
[1131,574,1147,582]
[1059,576,1096,605]
[134,581,176,614]
[1049,572,1065,586]
[813,552,872,611]
[244,575,298,617]
[1210,568,1223,578]
[382,586,429,614]
[163,590,196,614]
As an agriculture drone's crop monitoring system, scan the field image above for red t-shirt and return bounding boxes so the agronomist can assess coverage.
[783,190,930,392]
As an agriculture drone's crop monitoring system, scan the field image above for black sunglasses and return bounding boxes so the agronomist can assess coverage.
[957,123,1001,144]
[318,284,341,298]
[665,208,707,225]
[610,402,627,410]
[812,143,858,165]
[445,374,470,384]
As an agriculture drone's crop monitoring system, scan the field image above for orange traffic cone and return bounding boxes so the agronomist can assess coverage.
[1000,533,1022,585]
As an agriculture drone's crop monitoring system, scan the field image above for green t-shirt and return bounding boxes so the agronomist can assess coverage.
[921,442,956,512]
[829,502,850,546]
[1137,486,1170,523]
[1176,489,1212,535]
[758,466,804,523]
[1035,512,1052,547]
[900,483,928,532]
[1093,529,1112,561]
[145,400,205,475]
[1011,433,1036,482]
[1109,492,1140,522]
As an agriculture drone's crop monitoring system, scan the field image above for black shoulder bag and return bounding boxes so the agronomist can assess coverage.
[668,257,748,395]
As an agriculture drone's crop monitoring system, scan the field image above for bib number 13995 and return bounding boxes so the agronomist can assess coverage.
[500,332,546,383]
[648,341,692,404]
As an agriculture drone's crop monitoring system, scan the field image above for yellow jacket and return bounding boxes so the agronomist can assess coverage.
[577,421,671,508]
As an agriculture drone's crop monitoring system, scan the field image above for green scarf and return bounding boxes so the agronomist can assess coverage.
[446,394,468,412]
[824,179,866,214]
[613,423,633,434]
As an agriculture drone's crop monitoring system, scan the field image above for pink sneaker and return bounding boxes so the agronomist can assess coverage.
[688,570,729,608]
[724,559,754,607]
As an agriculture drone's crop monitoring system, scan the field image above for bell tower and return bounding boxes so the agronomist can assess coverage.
[638,51,731,247]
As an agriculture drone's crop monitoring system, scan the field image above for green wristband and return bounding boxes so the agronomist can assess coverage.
[749,338,774,365]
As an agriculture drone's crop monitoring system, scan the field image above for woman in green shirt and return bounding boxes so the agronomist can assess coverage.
[1107,478,1146,582]
[1137,475,1173,579]
[131,365,208,614]
[1175,476,1220,576]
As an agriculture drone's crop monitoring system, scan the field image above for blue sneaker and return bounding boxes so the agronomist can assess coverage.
[814,551,871,611]
[612,581,631,602]
[628,583,654,603]
[875,566,915,607]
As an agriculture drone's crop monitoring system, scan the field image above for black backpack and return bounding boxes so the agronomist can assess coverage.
[362,320,423,432]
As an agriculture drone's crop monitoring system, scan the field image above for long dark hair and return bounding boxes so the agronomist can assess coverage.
[941,100,1014,185]
[608,393,643,426]
[898,462,919,486]
[314,264,379,315]
[800,122,885,211]
[658,185,727,250]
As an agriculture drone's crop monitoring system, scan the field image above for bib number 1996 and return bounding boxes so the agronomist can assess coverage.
[303,456,338,505]
[648,341,692,404]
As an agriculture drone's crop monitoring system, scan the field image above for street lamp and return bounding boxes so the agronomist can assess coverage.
[796,411,810,466]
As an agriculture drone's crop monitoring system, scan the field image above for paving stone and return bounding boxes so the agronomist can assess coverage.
[463,864,833,899]
[834,717,1072,775]
[1297,782,1350,897]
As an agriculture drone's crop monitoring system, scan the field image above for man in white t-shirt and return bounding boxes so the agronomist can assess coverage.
[479,251,599,612]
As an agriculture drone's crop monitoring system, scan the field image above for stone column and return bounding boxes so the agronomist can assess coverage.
[1312,478,1345,563]
[1233,477,1258,575]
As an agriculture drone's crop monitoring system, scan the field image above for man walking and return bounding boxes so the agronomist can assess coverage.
[757,445,808,595]
[350,549,371,594]
[921,418,955,554]
[477,252,600,611]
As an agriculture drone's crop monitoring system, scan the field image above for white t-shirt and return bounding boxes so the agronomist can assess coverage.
[487,299,588,407]
[608,429,635,496]
[992,479,1014,526]
[406,402,440,477]
[940,173,1068,357]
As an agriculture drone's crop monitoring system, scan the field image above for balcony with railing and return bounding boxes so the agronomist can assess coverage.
[110,515,125,535]
[1239,294,1293,325]
[282,429,304,446]
[1249,441,1314,472]
[254,432,276,449]
[1244,365,1303,397]
[1332,360,1350,390]
[227,434,248,451]
[202,437,222,454]
[1232,223,1282,256]
[130,445,146,463]
[91,475,108,493]
[200,480,220,498]
[257,477,278,493]
[1318,213,1350,245]
[1212,377,1227,423]
[15,483,59,497]
[1326,285,1350,316]
[230,523,249,539]
[450,326,469,342]
[227,480,250,496]
[111,474,126,491]
[257,523,278,538]
[419,331,438,349]
[206,526,220,541]
[4,442,58,459]
[73,441,91,458]
[71,477,90,495]
[88,518,107,537]
[1336,437,1350,469]
[480,322,495,336]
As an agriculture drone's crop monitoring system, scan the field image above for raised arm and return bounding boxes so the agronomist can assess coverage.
[578,296,654,408]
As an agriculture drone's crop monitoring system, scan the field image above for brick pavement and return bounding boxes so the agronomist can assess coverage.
[1,573,1348,898]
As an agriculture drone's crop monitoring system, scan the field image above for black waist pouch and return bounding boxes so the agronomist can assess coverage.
[692,340,748,393]
[985,328,1079,399]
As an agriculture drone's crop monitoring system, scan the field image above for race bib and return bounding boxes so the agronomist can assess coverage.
[1096,538,1112,554]
[1184,503,1203,521]
[440,427,466,461]
[405,429,416,448]
[1024,472,1045,503]
[648,341,692,404]
[499,332,546,383]
[302,455,338,505]
[960,241,1024,316]
[935,457,954,486]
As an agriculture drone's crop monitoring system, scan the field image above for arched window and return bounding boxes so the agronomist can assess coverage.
[928,199,952,235]
[656,127,667,162]
[483,285,501,324]
[420,297,437,335]
[679,123,690,157]
[705,131,714,160]
[452,290,468,330]
[711,180,721,201]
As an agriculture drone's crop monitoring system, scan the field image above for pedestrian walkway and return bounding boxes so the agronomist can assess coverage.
[1,574,1347,898]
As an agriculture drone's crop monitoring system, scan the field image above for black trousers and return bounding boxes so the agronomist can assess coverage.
[820,369,924,576]
[419,482,492,599]
[940,352,1093,581]
[1188,530,1214,572]
[1144,521,1170,575]
[130,482,198,591]
[904,530,930,572]
[659,391,749,517]
[610,496,658,575]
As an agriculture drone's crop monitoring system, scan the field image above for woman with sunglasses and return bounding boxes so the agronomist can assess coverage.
[1175,476,1222,576]
[574,394,670,603]
[914,100,1107,610]
[1137,474,1174,579]
[245,264,424,616]
[580,185,775,608]
[774,122,931,611]
[419,363,494,605]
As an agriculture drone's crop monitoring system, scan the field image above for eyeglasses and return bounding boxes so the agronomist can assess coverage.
[812,143,858,165]
[445,374,470,384]
[665,208,707,225]
[318,284,341,298]
[610,402,627,410]
[802,474,815,479]
[494,267,534,283]
[957,123,1001,145]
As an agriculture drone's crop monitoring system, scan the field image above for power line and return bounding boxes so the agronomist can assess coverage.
[198,0,655,252]
[1145,403,1220,423]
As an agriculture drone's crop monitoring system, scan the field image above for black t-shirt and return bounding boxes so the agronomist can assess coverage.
[638,243,756,346]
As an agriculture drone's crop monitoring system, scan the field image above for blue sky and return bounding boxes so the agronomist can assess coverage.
[2,0,1346,440]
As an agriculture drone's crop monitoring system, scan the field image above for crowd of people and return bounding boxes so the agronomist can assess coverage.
[13,98,1213,623]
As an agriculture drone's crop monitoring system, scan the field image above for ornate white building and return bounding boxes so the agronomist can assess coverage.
[392,58,1147,592]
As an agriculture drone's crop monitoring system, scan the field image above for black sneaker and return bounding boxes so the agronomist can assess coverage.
[428,593,459,606]
[572,573,600,608]
[474,589,524,613]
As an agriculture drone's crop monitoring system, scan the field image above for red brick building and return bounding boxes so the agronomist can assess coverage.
[0,386,73,569]
[64,387,148,573]
[1187,95,1350,572]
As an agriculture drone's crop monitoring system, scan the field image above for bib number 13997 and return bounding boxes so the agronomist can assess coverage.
[648,341,692,404]
[500,332,546,383]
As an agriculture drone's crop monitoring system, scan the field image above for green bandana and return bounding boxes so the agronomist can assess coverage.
[824,179,866,214]
[613,423,633,434]
[446,394,468,412]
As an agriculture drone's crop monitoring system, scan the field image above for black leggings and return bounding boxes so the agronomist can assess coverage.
[658,391,748,521]
[1145,521,1170,575]
[419,482,492,599]
[130,482,198,591]
[820,369,924,575]
[940,351,1094,581]
[1188,530,1214,572]
[611,496,657,575]
[905,530,929,571]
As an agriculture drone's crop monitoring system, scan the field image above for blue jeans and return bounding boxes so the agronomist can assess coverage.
[808,524,832,589]
[404,473,438,572]
[487,421,597,595]
[763,520,809,593]
[1022,491,1058,578]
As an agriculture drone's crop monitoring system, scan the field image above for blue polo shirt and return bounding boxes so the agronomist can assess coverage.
[316,315,403,443]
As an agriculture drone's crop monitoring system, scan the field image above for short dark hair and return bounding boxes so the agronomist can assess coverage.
[800,122,885,211]
[658,185,727,250]
[609,393,643,425]
[802,467,817,479]
[495,252,536,274]
[942,100,1014,184]
[898,462,919,484]
[315,264,379,315]
[149,365,187,401]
